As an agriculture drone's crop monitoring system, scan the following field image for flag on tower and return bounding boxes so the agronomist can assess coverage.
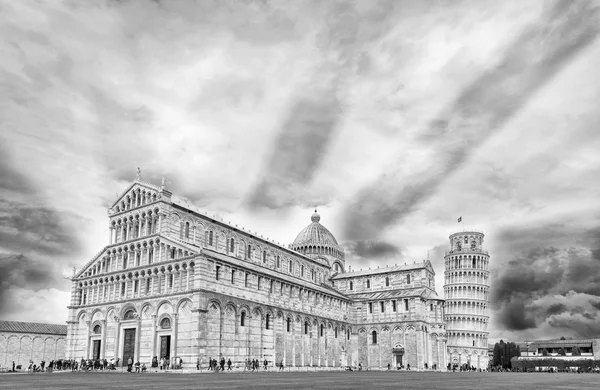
[458,216,462,223]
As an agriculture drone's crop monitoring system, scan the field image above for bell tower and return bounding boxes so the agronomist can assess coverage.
[443,231,490,370]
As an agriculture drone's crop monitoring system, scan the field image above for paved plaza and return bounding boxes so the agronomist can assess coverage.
[1,371,599,390]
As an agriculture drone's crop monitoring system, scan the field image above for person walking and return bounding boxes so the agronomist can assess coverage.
[279,360,284,371]
[227,358,232,371]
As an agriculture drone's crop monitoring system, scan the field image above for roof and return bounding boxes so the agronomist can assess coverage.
[291,212,340,248]
[332,261,432,279]
[0,321,67,336]
[202,248,350,301]
[345,287,440,301]
[517,339,595,350]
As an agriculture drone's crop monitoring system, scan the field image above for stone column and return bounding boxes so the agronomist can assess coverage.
[158,214,163,233]
[85,321,91,359]
[150,315,157,361]
[100,320,107,359]
[135,317,142,362]
[138,217,142,239]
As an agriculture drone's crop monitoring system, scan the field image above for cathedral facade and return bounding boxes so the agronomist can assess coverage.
[65,178,488,370]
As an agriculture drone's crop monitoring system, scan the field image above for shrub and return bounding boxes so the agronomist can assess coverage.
[572,346,581,356]
[511,357,600,372]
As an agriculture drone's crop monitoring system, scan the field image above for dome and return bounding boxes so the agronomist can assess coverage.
[290,210,345,264]
[292,210,339,247]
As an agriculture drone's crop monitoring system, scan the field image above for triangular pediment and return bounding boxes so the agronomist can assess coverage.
[109,180,161,212]
[424,260,435,275]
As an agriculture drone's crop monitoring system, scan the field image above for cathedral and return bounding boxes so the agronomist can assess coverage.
[65,177,490,370]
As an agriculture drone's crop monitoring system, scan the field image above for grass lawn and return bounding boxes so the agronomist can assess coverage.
[0,371,599,389]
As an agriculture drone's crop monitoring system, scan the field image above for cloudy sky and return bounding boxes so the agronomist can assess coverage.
[1,0,600,343]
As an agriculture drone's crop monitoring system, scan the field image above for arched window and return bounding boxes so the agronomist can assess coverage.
[335,327,338,338]
[229,238,235,253]
[123,309,136,320]
[372,330,378,344]
[93,324,101,334]
[320,324,324,337]
[160,317,171,329]
[208,231,213,246]
[304,321,309,335]
[386,276,390,287]
[286,317,291,332]
[265,314,270,330]
[171,248,176,259]
[347,329,350,340]
[464,237,468,244]
[247,245,252,259]
[185,222,190,239]
[240,312,246,327]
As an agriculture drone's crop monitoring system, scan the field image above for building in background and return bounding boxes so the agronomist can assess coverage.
[444,231,491,370]
[65,177,459,370]
[517,338,600,360]
[0,321,67,369]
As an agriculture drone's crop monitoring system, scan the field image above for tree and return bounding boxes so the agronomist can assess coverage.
[572,346,581,356]
[542,348,549,356]
[492,340,521,369]
[558,347,566,356]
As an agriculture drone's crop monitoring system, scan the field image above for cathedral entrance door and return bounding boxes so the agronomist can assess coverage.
[92,340,101,360]
[160,335,171,359]
[122,328,136,364]
[395,354,403,367]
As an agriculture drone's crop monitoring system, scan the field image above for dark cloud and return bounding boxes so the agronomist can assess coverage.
[342,0,600,240]
[343,240,402,263]
[0,253,65,314]
[246,95,342,209]
[0,199,84,256]
[502,300,537,330]
[546,303,567,316]
[590,300,600,310]
[491,223,600,337]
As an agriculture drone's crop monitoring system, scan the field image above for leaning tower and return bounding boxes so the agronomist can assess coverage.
[443,231,490,370]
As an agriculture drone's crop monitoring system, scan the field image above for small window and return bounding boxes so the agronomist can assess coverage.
[241,312,246,327]
[349,281,353,290]
[320,324,324,337]
[247,245,252,259]
[185,222,190,238]
[160,317,171,329]
[229,238,235,253]
[430,303,434,311]
[368,302,373,314]
[392,300,397,312]
[258,276,262,290]
[472,258,476,268]
[231,270,235,284]
[121,282,126,295]
[209,231,213,246]
[93,324,101,334]
[245,274,249,287]
[372,330,377,344]
[215,265,220,280]
[347,329,350,340]
[301,265,304,277]
[287,317,291,332]
[380,301,385,313]
[404,299,409,311]
[168,274,173,289]
[134,280,139,293]
[270,280,274,293]
[366,279,371,289]
[385,277,390,287]
[304,321,309,335]
[335,327,338,338]
[407,274,411,284]
[276,256,280,268]
[171,248,176,259]
[289,261,293,273]
[266,314,270,330]
[146,278,150,293]
[473,340,475,347]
